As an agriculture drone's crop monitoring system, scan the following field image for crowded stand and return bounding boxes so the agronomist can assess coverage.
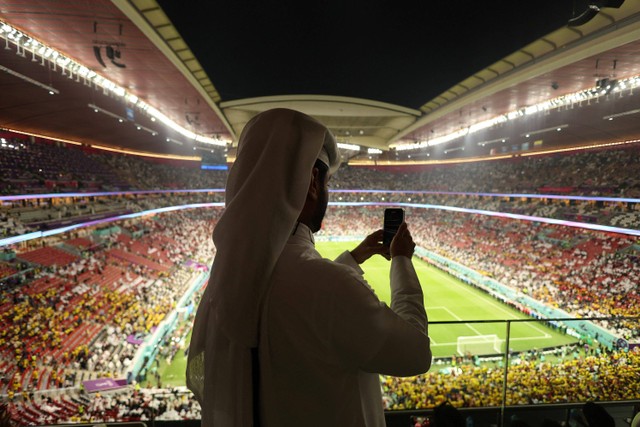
[321,207,639,340]
[3,190,639,242]
[2,133,640,424]
[332,144,640,196]
[382,349,640,409]
[2,203,639,423]
[1,209,218,424]
[0,136,226,195]
[2,135,640,247]
[1,133,640,198]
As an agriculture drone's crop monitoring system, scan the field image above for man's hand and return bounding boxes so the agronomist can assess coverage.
[390,222,415,259]
[350,229,390,264]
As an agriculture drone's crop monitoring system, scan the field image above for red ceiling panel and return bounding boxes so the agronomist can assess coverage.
[0,0,230,156]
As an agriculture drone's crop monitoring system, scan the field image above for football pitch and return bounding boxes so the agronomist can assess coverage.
[159,241,576,386]
[317,241,576,358]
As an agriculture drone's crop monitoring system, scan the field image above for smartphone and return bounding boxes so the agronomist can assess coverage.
[383,208,404,246]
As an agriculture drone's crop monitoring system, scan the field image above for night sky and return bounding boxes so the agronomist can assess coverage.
[158,1,580,109]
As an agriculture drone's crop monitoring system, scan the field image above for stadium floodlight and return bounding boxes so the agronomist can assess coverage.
[392,71,640,153]
[392,141,428,151]
[367,148,383,154]
[337,142,360,151]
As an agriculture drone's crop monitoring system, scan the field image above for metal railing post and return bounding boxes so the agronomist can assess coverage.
[500,320,511,427]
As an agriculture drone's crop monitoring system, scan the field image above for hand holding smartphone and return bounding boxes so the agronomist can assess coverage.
[383,208,404,246]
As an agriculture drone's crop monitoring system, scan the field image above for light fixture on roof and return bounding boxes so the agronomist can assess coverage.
[89,104,123,120]
[0,19,227,147]
[477,137,509,147]
[0,64,59,95]
[603,108,640,121]
[393,141,428,151]
[166,137,184,146]
[443,147,464,154]
[521,124,569,138]
[337,142,360,151]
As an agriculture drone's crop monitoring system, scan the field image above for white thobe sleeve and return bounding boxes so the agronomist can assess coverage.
[390,255,428,334]
[334,250,364,274]
[332,251,431,377]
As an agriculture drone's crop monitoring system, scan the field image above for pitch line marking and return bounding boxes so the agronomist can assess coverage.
[436,273,551,339]
[426,292,550,343]
[430,335,552,347]
[440,306,486,336]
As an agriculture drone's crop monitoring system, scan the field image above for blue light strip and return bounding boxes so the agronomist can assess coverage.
[3,200,638,249]
[331,189,640,204]
[200,165,229,171]
[0,203,224,247]
[2,189,637,204]
[0,189,224,202]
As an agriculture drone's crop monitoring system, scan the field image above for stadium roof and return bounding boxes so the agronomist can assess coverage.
[1,1,640,162]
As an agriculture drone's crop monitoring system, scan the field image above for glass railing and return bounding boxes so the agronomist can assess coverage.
[3,317,637,426]
[383,316,640,426]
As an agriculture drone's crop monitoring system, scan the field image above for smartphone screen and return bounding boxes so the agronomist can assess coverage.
[383,208,404,246]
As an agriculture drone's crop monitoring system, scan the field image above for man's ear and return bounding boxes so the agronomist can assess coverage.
[307,167,320,200]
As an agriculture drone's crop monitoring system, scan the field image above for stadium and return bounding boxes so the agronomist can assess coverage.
[0,1,639,426]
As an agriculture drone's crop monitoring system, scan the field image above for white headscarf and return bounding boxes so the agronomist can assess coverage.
[187,108,339,426]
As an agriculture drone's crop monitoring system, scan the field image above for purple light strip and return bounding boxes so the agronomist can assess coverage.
[0,203,224,247]
[0,189,224,202]
[3,200,638,249]
[1,189,638,204]
[329,202,640,237]
[331,189,640,204]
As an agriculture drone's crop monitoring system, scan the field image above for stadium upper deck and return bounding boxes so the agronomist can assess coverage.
[2,133,640,244]
[1,1,640,162]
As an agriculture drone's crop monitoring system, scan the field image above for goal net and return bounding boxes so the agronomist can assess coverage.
[456,334,502,355]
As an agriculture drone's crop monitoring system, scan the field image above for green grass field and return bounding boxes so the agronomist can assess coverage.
[159,240,576,386]
[317,241,576,358]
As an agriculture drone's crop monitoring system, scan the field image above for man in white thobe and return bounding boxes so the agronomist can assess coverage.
[187,108,431,427]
